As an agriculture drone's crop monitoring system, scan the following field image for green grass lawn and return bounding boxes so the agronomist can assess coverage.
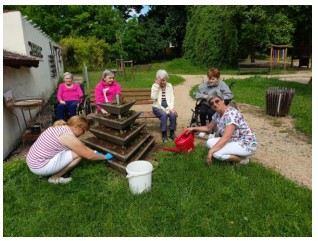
[3,59,312,237]
[3,146,311,237]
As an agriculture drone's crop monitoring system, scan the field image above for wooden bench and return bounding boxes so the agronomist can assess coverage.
[238,63,270,74]
[89,88,156,119]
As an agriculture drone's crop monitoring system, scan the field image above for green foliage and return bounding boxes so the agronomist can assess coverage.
[120,17,147,63]
[240,6,295,51]
[139,6,188,62]
[184,6,302,66]
[184,6,239,68]
[59,36,111,72]
[3,150,311,236]
[5,5,311,66]
[15,5,123,43]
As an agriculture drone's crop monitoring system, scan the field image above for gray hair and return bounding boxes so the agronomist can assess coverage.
[156,69,169,80]
[63,72,73,79]
[102,69,114,78]
[208,90,224,104]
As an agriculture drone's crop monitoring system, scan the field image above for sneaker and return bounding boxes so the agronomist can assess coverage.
[48,177,72,184]
[208,133,215,139]
[198,132,206,137]
[239,158,250,165]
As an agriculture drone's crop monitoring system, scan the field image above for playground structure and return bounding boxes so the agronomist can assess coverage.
[270,45,288,71]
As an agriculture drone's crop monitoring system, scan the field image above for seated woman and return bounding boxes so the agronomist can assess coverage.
[94,69,122,113]
[151,69,178,142]
[57,72,83,120]
[186,90,257,165]
[194,68,233,138]
[26,115,113,184]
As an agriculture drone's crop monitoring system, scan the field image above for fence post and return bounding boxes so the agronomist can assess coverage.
[83,63,90,90]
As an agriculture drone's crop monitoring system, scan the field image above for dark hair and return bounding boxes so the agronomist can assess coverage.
[207,68,220,79]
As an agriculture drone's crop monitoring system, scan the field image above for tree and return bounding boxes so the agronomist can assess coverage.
[183,6,240,68]
[113,5,143,19]
[10,5,124,43]
[238,6,295,62]
[183,5,301,67]
[139,5,189,61]
[59,36,110,72]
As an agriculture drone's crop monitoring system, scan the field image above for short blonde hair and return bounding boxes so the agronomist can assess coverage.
[53,116,90,131]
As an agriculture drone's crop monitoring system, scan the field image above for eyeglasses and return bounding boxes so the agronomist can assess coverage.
[210,99,221,106]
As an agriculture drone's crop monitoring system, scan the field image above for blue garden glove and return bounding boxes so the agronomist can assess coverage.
[95,151,113,161]
[105,153,113,160]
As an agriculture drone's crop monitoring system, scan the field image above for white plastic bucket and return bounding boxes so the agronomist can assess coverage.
[126,160,153,194]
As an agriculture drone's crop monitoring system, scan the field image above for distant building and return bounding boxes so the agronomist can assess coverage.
[3,11,64,159]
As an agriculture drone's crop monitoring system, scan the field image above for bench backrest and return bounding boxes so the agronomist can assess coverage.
[90,88,153,109]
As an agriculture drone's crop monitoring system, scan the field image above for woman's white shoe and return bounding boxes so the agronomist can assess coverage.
[48,177,72,184]
[239,159,250,165]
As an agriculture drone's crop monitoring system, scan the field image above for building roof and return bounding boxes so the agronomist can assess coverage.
[3,50,39,68]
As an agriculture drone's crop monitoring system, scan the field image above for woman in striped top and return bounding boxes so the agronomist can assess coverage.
[26,116,113,184]
[151,69,178,142]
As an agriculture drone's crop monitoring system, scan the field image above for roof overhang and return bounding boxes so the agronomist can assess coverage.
[3,50,40,68]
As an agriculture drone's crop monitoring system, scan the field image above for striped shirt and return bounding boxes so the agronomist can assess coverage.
[26,125,74,169]
[161,89,166,101]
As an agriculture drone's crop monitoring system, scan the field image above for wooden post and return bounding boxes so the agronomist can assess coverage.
[270,46,273,71]
[130,60,133,80]
[121,60,126,81]
[284,47,288,71]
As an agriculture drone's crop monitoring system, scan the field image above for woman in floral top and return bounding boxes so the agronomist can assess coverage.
[186,90,257,165]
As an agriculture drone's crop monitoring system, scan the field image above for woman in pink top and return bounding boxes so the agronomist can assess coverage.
[26,115,113,184]
[57,72,83,120]
[94,69,122,113]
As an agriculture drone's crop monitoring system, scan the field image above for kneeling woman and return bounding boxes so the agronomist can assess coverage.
[27,116,113,184]
[186,90,258,165]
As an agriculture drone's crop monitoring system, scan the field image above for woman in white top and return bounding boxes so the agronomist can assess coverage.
[151,69,178,142]
[186,90,257,165]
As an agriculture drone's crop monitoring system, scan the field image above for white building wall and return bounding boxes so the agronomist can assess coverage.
[3,11,27,54]
[3,11,64,159]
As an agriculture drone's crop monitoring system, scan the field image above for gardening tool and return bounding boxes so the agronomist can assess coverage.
[163,130,195,153]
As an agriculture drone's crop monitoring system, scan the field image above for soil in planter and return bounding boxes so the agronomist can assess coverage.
[84,132,149,155]
[95,110,136,121]
[109,97,129,105]
[91,122,143,138]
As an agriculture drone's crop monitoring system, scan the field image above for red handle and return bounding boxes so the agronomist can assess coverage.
[163,147,181,153]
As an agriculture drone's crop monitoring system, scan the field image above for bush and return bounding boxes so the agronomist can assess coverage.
[60,36,111,72]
